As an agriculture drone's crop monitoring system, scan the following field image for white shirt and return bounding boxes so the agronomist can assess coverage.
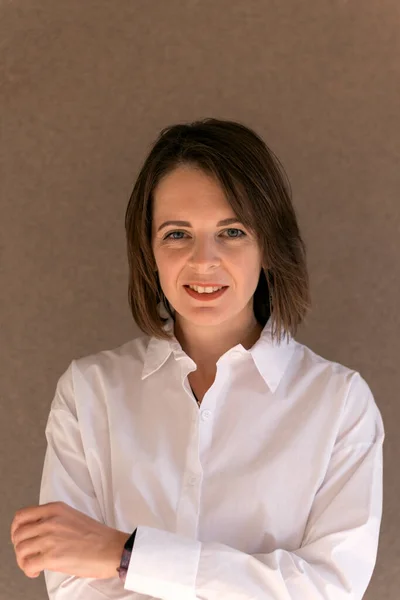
[39,303,385,600]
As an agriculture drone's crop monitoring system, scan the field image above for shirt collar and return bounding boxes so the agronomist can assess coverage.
[141,302,297,393]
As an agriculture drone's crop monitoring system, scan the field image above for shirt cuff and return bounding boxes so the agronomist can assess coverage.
[124,525,201,599]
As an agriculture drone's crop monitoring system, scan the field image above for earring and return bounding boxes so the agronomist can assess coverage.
[266,268,273,309]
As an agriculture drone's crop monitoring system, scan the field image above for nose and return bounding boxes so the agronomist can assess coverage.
[188,236,221,270]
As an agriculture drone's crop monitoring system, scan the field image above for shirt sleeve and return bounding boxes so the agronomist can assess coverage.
[123,372,385,600]
[39,361,135,600]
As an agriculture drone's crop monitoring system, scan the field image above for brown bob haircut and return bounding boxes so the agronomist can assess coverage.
[125,117,311,344]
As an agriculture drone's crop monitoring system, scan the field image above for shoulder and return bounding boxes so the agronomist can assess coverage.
[73,333,149,368]
[53,334,151,408]
[290,339,384,442]
[288,338,372,407]
[71,333,151,384]
[291,339,357,383]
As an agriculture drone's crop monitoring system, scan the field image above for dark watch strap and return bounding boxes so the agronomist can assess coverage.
[117,528,137,582]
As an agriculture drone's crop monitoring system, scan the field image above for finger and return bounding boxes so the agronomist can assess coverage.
[11,502,60,542]
[15,535,45,565]
[14,542,43,577]
[13,519,47,548]
[12,516,42,545]
[20,551,43,578]
[11,507,41,541]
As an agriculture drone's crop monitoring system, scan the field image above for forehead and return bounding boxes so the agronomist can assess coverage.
[152,166,233,219]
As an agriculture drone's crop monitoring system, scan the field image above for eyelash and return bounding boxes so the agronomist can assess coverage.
[163,228,246,241]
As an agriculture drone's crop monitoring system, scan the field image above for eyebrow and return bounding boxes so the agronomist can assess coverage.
[157,218,242,233]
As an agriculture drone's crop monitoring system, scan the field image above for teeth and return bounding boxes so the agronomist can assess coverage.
[188,285,223,293]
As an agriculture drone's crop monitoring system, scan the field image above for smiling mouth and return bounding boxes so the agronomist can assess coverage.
[184,285,228,290]
[183,285,229,300]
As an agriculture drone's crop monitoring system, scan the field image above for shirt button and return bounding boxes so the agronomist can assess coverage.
[201,409,212,421]
[188,475,197,486]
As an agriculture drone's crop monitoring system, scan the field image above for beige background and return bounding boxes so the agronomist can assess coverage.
[1,1,399,598]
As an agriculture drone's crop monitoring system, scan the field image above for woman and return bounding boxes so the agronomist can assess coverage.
[11,118,384,599]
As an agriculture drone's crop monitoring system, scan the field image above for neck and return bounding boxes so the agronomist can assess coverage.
[173,307,263,375]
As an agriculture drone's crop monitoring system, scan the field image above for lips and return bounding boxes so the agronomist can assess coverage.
[184,285,227,289]
[185,284,228,288]
[184,285,229,301]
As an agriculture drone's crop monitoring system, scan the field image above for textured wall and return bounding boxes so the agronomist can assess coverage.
[2,1,399,598]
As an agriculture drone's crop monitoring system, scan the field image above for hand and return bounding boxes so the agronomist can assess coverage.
[11,501,130,580]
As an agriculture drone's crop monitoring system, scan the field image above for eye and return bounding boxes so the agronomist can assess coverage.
[163,231,187,240]
[225,228,246,238]
[163,228,246,241]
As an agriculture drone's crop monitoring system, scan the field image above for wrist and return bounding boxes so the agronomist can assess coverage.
[116,529,137,582]
[111,531,131,579]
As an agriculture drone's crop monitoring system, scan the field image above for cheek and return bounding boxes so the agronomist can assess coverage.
[155,254,184,289]
[231,247,262,271]
[243,253,264,288]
